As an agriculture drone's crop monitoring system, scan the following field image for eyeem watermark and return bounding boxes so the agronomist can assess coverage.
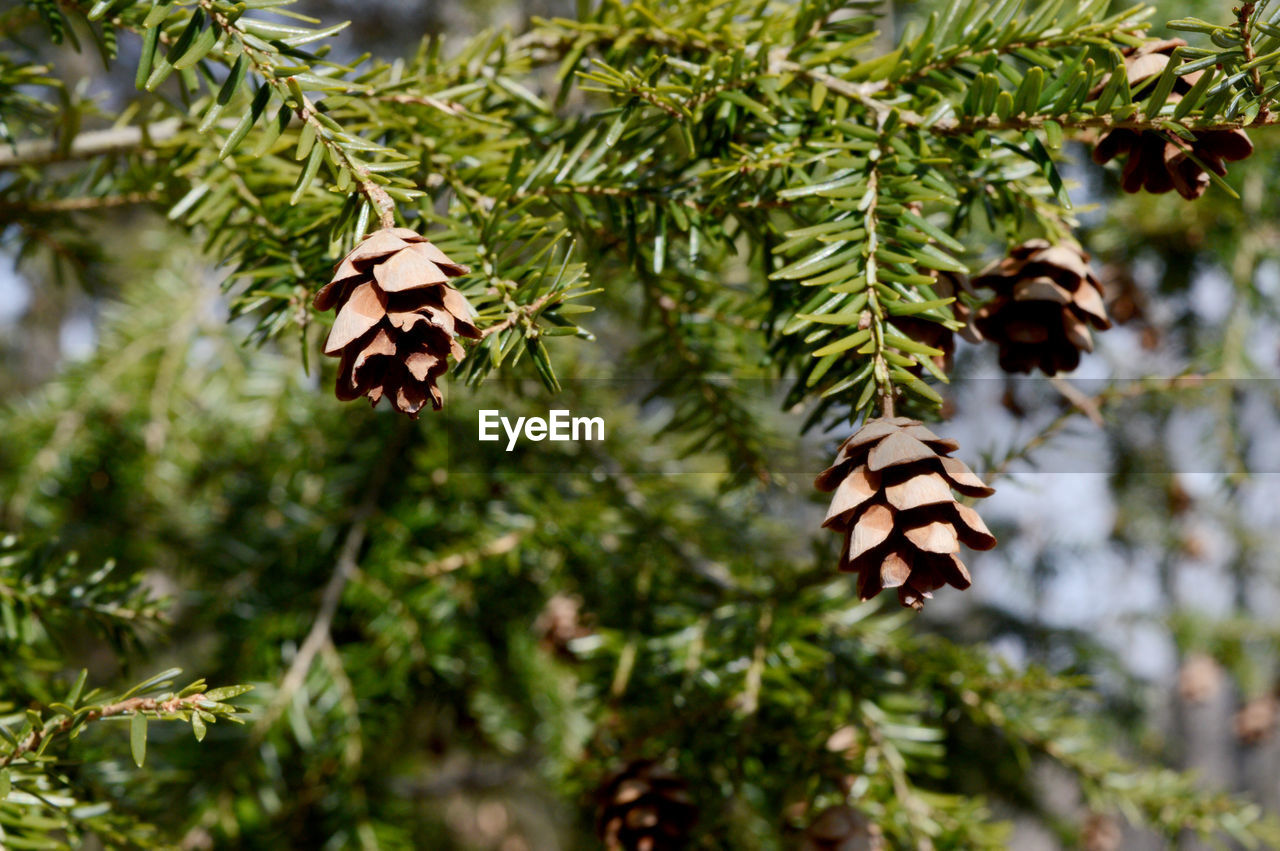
[478,409,605,451]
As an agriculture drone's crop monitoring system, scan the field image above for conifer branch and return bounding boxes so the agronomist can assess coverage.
[1238,2,1269,119]
[0,693,216,769]
[254,421,408,736]
[0,119,181,168]
[862,166,895,419]
[193,0,398,229]
[478,291,557,339]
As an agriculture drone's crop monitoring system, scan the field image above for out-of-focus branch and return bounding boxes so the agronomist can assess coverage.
[0,119,181,168]
[253,422,409,736]
[0,192,161,213]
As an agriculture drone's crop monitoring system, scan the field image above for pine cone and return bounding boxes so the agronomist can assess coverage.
[315,227,480,417]
[1081,813,1122,851]
[597,761,697,851]
[890,271,978,375]
[972,240,1111,375]
[1091,39,1253,200]
[1234,695,1278,745]
[816,417,995,609]
[534,593,590,659]
[1177,653,1222,704]
[799,806,876,851]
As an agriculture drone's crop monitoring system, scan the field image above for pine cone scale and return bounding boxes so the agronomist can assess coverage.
[938,456,994,496]
[866,431,936,471]
[884,472,952,511]
[372,244,453,291]
[325,282,388,354]
[822,466,881,528]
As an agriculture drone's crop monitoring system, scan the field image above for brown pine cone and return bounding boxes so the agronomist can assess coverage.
[890,271,979,376]
[1234,695,1278,745]
[972,240,1111,375]
[534,593,590,659]
[816,417,995,610]
[597,761,697,851]
[799,806,877,851]
[315,227,480,417]
[1177,653,1223,704]
[1091,39,1253,200]
[1081,813,1122,851]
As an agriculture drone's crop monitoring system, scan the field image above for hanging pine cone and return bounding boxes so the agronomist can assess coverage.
[1233,695,1278,745]
[1090,39,1253,200]
[534,592,590,660]
[799,806,876,851]
[1176,653,1222,704]
[890,271,980,375]
[596,760,697,851]
[972,240,1111,375]
[815,417,995,610]
[315,227,480,417]
[1081,813,1122,851]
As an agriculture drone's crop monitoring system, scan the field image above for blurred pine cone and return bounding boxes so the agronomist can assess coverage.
[315,227,480,417]
[534,593,590,659]
[1234,695,1278,745]
[972,240,1111,375]
[1177,653,1223,704]
[597,761,697,851]
[1091,39,1253,200]
[816,417,995,609]
[799,806,876,851]
[1081,813,1122,851]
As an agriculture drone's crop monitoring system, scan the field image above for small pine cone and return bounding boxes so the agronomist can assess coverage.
[315,227,481,417]
[816,417,995,610]
[1091,39,1253,200]
[1234,695,1278,745]
[597,761,697,851]
[972,240,1111,375]
[1177,653,1222,704]
[534,593,590,659]
[799,806,877,851]
[1081,813,1122,851]
[1166,477,1193,515]
[890,271,978,376]
[1097,263,1145,326]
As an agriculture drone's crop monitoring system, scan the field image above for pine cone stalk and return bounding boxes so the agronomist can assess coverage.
[816,417,995,609]
[972,239,1111,375]
[596,760,697,851]
[315,227,480,417]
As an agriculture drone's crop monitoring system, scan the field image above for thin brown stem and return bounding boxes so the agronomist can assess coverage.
[252,420,408,737]
[879,387,895,419]
[983,374,1209,482]
[195,0,398,229]
[0,192,160,214]
[397,531,524,577]
[0,693,216,768]
[478,291,556,338]
[1239,3,1270,120]
[0,119,181,168]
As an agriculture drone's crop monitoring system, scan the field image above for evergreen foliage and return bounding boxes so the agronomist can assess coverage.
[4,0,1280,847]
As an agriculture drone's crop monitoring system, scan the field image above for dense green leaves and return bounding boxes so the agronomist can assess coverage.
[6,0,1280,847]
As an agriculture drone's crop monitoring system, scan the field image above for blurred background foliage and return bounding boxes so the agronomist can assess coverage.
[4,0,1280,849]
